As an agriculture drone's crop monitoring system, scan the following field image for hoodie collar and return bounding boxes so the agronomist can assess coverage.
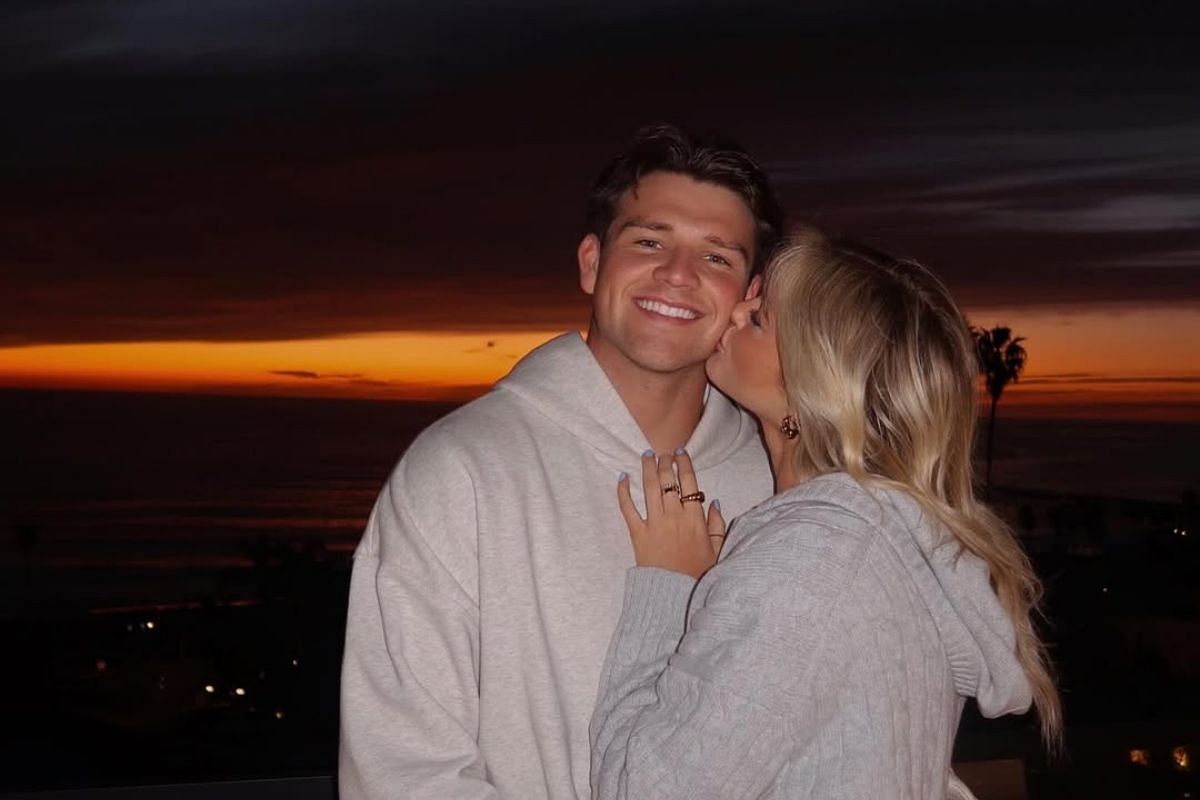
[496,332,761,471]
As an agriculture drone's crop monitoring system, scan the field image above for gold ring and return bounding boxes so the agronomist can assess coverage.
[680,491,705,504]
[662,484,680,495]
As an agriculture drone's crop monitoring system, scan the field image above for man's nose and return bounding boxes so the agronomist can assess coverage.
[652,248,699,287]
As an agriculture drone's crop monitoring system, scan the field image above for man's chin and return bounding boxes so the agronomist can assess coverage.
[629,348,713,376]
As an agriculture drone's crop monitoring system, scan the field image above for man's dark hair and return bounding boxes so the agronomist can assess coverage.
[586,124,784,275]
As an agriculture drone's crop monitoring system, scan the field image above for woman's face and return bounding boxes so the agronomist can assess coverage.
[706,295,788,422]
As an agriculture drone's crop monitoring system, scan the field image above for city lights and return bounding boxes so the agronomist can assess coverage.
[1129,749,1150,766]
[204,684,215,694]
[234,687,246,697]
[1175,746,1191,771]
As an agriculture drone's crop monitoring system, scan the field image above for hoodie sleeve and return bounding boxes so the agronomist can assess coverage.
[338,440,498,800]
[590,529,832,800]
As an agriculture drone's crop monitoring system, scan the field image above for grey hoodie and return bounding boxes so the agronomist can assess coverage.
[338,333,772,799]
[592,472,1032,800]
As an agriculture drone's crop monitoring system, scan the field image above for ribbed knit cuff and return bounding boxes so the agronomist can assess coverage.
[610,567,697,665]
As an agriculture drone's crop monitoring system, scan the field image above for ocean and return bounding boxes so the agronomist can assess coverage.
[2,388,1197,613]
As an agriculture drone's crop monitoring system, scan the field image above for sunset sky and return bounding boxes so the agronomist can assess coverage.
[2,0,1197,418]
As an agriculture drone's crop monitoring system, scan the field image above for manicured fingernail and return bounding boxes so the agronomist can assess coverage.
[711,499,721,511]
[642,449,654,457]
[618,472,628,482]
[674,447,685,455]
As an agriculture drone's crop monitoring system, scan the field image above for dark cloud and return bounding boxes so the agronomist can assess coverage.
[269,370,369,381]
[269,370,321,380]
[1,1,1198,345]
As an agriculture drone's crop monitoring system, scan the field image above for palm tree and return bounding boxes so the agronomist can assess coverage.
[972,325,1027,494]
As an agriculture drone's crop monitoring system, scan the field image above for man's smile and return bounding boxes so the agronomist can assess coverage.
[634,297,700,321]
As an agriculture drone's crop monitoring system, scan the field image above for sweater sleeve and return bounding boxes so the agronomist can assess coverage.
[590,526,842,800]
[338,456,498,799]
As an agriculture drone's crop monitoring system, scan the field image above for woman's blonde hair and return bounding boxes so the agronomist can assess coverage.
[764,228,1062,750]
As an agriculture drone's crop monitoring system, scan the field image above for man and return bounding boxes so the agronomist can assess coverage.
[338,125,784,799]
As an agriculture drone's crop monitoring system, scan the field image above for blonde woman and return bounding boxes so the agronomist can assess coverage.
[591,229,1060,799]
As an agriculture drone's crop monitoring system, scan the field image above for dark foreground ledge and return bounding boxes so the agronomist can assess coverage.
[4,776,334,800]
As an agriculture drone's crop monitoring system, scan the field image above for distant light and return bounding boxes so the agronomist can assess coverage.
[1174,746,1191,771]
[204,684,215,694]
[145,620,156,630]
[291,658,299,667]
[1102,587,1109,593]
[234,687,246,697]
[1130,748,1150,766]
[96,659,107,673]
[275,709,285,720]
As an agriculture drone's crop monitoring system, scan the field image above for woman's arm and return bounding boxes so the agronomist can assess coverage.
[593,451,843,799]
[590,547,832,800]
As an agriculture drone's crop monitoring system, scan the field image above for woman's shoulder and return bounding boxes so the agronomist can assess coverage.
[722,473,891,583]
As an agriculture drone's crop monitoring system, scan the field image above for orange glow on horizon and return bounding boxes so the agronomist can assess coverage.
[962,305,1200,420]
[0,330,570,401]
[0,305,1197,420]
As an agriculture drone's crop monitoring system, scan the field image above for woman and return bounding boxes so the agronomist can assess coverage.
[591,229,1060,799]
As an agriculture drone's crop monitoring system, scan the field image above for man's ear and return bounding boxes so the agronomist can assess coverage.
[578,233,601,295]
[745,274,763,301]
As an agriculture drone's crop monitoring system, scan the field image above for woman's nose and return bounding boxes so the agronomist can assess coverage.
[730,299,757,327]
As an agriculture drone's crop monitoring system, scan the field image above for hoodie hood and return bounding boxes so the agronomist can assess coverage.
[771,473,1034,718]
[495,332,762,472]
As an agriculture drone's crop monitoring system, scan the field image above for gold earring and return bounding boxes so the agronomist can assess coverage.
[780,414,799,440]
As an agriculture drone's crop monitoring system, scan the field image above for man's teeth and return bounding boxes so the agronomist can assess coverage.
[636,299,698,320]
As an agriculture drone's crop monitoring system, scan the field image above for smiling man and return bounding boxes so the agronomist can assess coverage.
[339,125,783,799]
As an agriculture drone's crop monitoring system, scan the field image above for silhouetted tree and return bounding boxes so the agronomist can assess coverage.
[972,325,1027,494]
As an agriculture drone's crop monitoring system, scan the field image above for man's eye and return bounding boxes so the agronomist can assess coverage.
[705,253,731,266]
[635,239,661,249]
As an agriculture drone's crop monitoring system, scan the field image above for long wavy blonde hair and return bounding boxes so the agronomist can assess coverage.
[764,228,1062,751]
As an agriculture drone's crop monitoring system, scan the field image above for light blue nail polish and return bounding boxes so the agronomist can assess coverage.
[618,472,628,482]
[642,449,654,457]
[712,499,721,511]
[674,447,685,455]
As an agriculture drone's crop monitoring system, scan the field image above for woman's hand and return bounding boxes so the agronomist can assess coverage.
[618,449,727,579]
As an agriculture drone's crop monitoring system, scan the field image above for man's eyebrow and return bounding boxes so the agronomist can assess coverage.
[704,235,749,261]
[616,217,671,234]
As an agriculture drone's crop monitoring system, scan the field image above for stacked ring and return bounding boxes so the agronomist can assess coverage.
[662,484,681,495]
[679,491,705,504]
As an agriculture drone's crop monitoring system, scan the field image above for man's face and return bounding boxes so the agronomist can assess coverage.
[579,172,759,379]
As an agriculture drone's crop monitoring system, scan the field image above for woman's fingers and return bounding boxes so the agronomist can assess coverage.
[706,499,727,558]
[655,451,678,515]
[640,450,662,519]
[617,472,643,534]
[674,449,698,495]
[673,450,706,522]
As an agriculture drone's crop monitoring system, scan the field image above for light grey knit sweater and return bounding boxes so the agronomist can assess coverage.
[591,472,1033,799]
